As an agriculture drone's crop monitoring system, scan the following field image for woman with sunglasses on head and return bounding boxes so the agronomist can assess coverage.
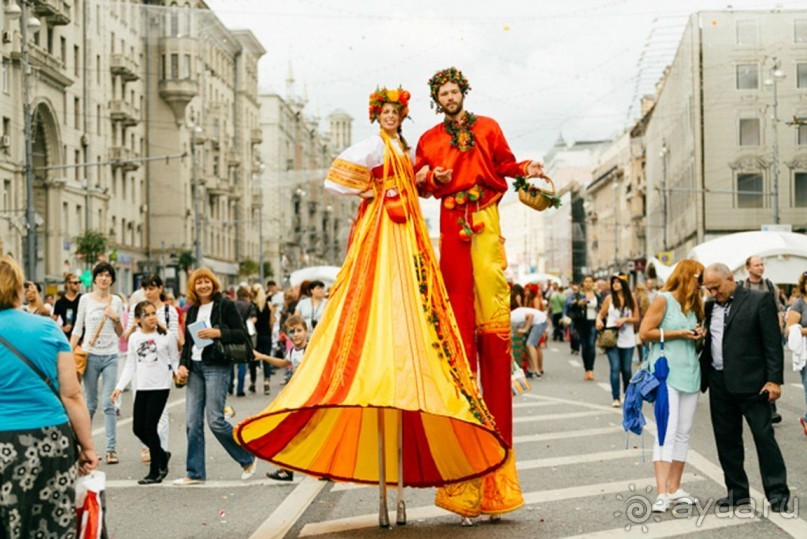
[639,259,706,513]
[785,271,807,436]
[596,274,639,407]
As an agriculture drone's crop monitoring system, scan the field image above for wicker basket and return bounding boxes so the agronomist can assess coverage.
[517,176,557,212]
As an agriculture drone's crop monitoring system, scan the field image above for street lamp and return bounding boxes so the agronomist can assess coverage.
[11,2,42,280]
[254,162,267,283]
[659,141,669,251]
[763,58,786,225]
[187,119,203,265]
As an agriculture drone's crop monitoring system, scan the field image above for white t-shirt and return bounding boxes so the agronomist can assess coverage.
[117,330,179,391]
[296,297,327,331]
[73,294,124,355]
[510,307,548,326]
[287,345,306,372]
[191,302,214,361]
[605,301,636,349]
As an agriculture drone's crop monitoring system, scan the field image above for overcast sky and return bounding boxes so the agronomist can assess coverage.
[207,0,807,159]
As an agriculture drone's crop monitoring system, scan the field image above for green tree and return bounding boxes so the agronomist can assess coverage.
[74,230,108,267]
[239,258,259,277]
[177,250,195,274]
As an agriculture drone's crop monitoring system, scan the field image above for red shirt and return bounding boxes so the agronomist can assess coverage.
[415,115,529,199]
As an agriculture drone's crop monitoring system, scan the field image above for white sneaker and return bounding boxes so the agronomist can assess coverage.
[652,495,670,513]
[172,477,203,486]
[612,399,621,408]
[669,489,698,505]
[460,517,475,527]
[241,460,257,480]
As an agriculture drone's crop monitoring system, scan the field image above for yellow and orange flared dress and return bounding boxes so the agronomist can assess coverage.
[234,131,508,487]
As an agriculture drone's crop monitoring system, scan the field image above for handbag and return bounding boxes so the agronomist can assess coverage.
[75,471,108,539]
[511,360,531,396]
[74,304,110,378]
[212,301,254,364]
[596,327,618,349]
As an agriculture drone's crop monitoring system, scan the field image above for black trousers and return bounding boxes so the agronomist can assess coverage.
[708,369,789,502]
[577,320,597,371]
[551,313,564,341]
[133,389,170,477]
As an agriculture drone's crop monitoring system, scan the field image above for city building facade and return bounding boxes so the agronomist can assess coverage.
[0,0,263,294]
[645,10,807,265]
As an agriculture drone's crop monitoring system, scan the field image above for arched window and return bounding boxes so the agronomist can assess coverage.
[169,3,179,37]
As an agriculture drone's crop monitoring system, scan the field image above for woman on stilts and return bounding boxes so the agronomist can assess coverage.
[235,86,508,527]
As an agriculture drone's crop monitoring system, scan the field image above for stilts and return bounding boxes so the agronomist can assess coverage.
[396,410,406,525]
[377,408,390,528]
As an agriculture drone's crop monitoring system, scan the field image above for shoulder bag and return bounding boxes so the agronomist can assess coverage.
[213,300,254,364]
[74,313,108,378]
[596,327,618,349]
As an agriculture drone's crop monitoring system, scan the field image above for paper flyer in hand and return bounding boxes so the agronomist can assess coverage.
[188,320,213,348]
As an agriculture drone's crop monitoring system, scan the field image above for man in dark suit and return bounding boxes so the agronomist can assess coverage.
[700,263,789,511]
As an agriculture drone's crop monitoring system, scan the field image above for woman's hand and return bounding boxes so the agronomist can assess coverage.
[614,318,625,328]
[104,306,120,323]
[197,328,221,339]
[416,165,430,185]
[109,389,121,404]
[595,318,604,331]
[176,365,189,383]
[78,448,100,476]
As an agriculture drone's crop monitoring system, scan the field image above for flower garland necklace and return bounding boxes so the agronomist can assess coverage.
[443,112,477,152]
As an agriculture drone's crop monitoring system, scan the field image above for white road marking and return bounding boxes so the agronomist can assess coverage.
[512,401,557,409]
[597,382,611,393]
[298,474,703,537]
[550,346,560,353]
[513,410,607,423]
[251,476,328,539]
[514,426,620,443]
[92,397,185,436]
[568,359,581,368]
[107,478,298,489]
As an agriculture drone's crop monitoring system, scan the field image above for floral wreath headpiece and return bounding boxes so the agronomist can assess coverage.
[428,67,471,113]
[368,86,411,123]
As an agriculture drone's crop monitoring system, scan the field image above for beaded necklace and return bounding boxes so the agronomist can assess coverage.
[443,112,477,152]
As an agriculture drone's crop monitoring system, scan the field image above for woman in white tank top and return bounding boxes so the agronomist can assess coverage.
[596,274,639,407]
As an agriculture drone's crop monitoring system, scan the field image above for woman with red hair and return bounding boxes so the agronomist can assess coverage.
[639,259,706,513]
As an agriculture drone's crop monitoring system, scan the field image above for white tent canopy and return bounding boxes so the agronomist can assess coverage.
[517,273,563,286]
[686,231,807,285]
[289,266,341,287]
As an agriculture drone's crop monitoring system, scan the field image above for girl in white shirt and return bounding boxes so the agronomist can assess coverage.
[596,274,639,407]
[111,301,179,484]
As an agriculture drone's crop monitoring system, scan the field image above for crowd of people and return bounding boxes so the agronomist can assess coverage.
[2,62,806,538]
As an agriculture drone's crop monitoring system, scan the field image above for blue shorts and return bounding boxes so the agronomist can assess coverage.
[527,322,547,347]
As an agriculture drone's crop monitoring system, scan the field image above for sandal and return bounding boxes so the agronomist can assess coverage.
[105,451,119,464]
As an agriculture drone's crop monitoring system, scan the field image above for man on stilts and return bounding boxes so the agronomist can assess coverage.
[416,66,546,523]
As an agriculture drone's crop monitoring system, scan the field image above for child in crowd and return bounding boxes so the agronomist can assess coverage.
[111,301,179,485]
[252,315,308,482]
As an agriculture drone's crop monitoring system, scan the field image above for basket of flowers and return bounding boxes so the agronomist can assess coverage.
[513,176,561,211]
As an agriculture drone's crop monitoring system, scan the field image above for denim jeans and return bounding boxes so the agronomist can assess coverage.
[606,346,634,399]
[83,353,118,452]
[185,361,255,480]
[578,320,597,371]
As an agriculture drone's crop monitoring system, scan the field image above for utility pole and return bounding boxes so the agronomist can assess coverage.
[659,141,669,251]
[764,58,786,225]
[190,121,203,265]
[20,1,39,280]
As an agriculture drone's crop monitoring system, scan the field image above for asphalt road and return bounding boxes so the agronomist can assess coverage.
[97,343,807,538]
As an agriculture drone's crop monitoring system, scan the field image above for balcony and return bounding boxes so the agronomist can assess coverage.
[109,99,140,126]
[250,128,263,145]
[110,54,139,81]
[109,147,140,171]
[226,149,241,167]
[34,0,71,26]
[12,44,73,89]
[158,79,198,125]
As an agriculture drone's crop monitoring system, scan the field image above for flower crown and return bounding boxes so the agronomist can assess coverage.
[368,86,411,123]
[428,67,471,113]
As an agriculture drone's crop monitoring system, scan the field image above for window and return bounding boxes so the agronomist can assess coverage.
[96,104,101,134]
[736,64,758,89]
[795,172,807,207]
[800,124,807,146]
[798,64,807,89]
[74,45,80,76]
[2,180,10,212]
[736,20,757,46]
[170,54,179,79]
[60,36,66,64]
[739,118,760,146]
[1,58,8,93]
[96,55,101,85]
[737,173,764,208]
[74,97,80,129]
[74,150,80,181]
[796,20,807,43]
[184,54,191,79]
